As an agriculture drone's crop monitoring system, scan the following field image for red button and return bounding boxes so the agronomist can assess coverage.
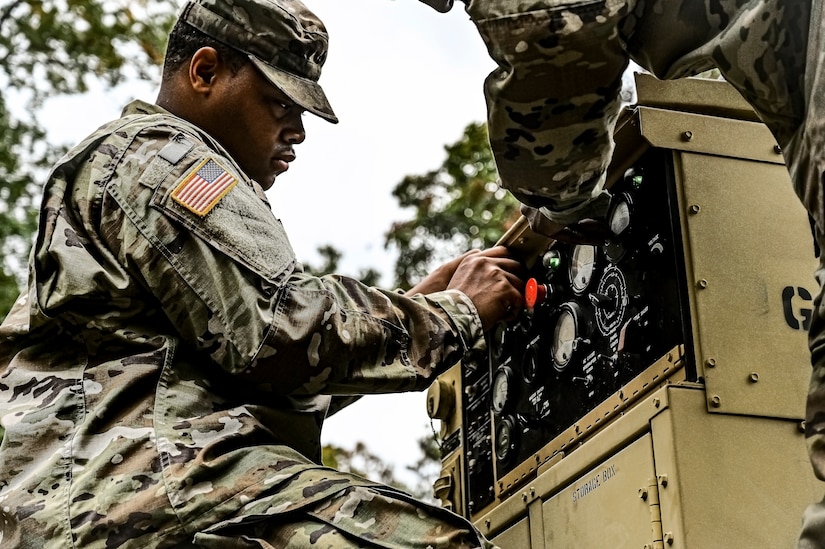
[525,278,547,308]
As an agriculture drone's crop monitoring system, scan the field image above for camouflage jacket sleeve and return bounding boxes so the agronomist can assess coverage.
[89,109,484,397]
[463,0,809,225]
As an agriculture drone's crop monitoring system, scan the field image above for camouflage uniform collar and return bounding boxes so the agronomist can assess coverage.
[118,100,254,193]
[121,99,170,118]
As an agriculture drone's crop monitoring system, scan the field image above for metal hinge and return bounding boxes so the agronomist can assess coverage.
[642,476,665,549]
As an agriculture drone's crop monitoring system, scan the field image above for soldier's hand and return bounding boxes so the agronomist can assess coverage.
[520,205,612,246]
[406,250,481,296]
[447,246,524,332]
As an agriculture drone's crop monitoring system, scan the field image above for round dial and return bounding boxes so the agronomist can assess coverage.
[605,192,635,263]
[551,304,581,371]
[569,245,597,294]
[494,416,517,464]
[609,197,632,236]
[491,366,514,414]
[595,266,629,336]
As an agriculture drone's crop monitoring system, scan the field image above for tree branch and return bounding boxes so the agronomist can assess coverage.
[0,0,25,33]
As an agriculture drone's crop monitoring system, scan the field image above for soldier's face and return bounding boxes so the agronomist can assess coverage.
[209,63,306,190]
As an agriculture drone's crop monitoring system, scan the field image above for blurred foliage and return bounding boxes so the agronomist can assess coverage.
[0,0,177,317]
[302,243,382,286]
[405,429,442,503]
[322,442,402,489]
[385,122,520,290]
[322,432,441,503]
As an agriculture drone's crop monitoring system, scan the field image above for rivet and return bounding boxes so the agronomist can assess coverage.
[485,519,491,530]
[639,487,648,500]
[653,398,661,408]
[664,532,674,545]
[774,144,783,154]
[682,130,694,141]
[705,358,717,368]
[658,474,669,487]
[522,492,528,502]
[697,279,709,289]
[689,204,701,214]
[749,372,760,383]
[710,395,722,407]
[800,420,807,433]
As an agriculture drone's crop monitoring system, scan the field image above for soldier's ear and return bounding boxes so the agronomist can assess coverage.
[189,47,221,93]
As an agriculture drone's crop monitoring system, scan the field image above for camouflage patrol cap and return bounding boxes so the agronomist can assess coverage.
[181,0,338,123]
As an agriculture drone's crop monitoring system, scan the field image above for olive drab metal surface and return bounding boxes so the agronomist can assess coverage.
[427,75,822,548]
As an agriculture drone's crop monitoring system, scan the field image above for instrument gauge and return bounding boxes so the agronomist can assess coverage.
[551,303,585,371]
[494,415,518,465]
[595,266,629,336]
[609,195,632,236]
[491,366,514,414]
[605,192,636,263]
[569,244,597,294]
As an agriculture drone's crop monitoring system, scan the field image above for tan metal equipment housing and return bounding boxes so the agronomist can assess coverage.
[427,74,822,548]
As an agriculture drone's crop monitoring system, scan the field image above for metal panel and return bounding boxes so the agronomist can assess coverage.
[634,73,762,123]
[474,388,671,542]
[676,151,817,418]
[651,386,819,548]
[491,516,531,549]
[541,433,657,549]
[638,107,784,164]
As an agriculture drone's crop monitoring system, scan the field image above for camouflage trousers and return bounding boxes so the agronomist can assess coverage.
[192,486,498,548]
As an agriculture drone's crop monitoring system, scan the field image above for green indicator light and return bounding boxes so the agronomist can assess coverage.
[632,175,644,188]
[543,251,561,270]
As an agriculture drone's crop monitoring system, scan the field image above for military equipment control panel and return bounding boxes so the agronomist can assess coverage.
[427,74,823,548]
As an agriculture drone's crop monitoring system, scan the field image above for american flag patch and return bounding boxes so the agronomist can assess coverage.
[172,158,238,216]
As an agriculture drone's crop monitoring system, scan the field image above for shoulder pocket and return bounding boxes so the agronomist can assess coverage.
[152,155,296,285]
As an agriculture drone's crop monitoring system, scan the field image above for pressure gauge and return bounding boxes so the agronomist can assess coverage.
[494,415,518,465]
[608,194,633,236]
[569,244,598,294]
[551,303,585,371]
[491,366,515,414]
[605,192,635,263]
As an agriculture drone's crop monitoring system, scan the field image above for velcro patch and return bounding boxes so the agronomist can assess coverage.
[172,158,238,217]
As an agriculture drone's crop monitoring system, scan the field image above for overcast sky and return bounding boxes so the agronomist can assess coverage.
[41,0,496,487]
[288,0,494,486]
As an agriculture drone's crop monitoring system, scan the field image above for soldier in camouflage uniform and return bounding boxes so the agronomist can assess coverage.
[0,0,524,547]
[419,0,825,544]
